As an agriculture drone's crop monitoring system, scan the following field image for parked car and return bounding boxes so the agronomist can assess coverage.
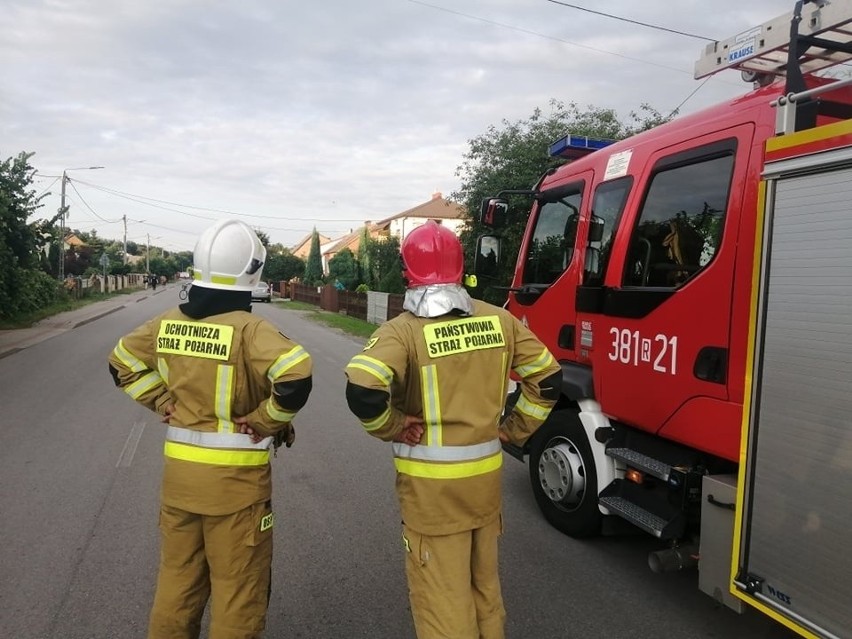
[252,281,271,303]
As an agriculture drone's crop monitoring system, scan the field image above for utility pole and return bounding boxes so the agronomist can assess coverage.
[56,166,104,280]
[58,171,68,281]
[146,232,150,273]
[123,215,127,265]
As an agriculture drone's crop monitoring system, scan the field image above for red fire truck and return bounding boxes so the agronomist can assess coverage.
[477,3,852,637]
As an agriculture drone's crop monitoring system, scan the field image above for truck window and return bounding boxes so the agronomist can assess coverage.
[584,177,632,286]
[522,183,583,286]
[623,149,734,288]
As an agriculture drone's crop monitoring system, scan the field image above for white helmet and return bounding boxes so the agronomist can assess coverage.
[191,219,266,291]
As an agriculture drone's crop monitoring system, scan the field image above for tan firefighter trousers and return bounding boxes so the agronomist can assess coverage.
[148,501,273,639]
[403,516,505,639]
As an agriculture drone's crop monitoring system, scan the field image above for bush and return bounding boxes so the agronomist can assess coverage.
[355,283,369,293]
[0,268,60,319]
[377,268,405,294]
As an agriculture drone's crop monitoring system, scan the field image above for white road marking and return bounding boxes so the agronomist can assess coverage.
[116,421,146,467]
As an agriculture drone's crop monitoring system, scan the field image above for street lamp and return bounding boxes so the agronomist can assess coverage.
[58,166,104,281]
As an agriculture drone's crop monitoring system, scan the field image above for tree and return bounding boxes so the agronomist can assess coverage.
[303,228,324,285]
[366,235,404,293]
[328,248,359,290]
[356,226,370,286]
[264,247,304,283]
[453,100,670,302]
[254,229,270,247]
[0,152,57,320]
[126,240,139,255]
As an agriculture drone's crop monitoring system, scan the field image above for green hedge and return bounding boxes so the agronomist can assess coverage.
[0,267,60,320]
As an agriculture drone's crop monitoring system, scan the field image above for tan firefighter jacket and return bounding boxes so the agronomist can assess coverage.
[109,308,312,515]
[344,299,561,536]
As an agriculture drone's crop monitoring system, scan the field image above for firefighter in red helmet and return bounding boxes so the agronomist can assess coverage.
[345,220,561,639]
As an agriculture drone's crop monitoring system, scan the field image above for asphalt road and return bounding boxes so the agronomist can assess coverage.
[0,287,799,638]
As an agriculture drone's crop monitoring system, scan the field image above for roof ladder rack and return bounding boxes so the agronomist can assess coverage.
[694,0,852,91]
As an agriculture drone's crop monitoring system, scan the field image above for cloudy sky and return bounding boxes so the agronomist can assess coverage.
[1,0,787,252]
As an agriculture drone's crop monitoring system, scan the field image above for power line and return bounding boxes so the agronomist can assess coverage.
[408,0,714,78]
[67,180,123,224]
[74,178,367,223]
[667,77,712,118]
[544,0,716,42]
[34,176,60,199]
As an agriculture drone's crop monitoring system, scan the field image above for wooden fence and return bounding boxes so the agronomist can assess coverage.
[290,283,404,324]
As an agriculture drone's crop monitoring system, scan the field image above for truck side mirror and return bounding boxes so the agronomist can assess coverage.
[480,198,509,229]
[474,235,501,281]
[589,215,605,242]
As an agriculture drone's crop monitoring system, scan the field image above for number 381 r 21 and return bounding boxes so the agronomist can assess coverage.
[608,328,678,375]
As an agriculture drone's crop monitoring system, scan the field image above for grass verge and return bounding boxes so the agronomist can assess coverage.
[274,299,377,339]
[0,288,138,329]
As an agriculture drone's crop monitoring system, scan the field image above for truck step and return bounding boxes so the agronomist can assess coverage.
[599,496,669,538]
[599,479,686,540]
[606,447,672,481]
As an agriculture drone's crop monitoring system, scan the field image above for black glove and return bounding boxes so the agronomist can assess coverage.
[273,424,295,450]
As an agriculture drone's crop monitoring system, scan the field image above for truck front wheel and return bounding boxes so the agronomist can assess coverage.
[528,409,602,538]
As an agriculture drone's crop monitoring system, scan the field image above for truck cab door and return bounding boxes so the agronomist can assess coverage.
[579,126,754,457]
[507,172,594,362]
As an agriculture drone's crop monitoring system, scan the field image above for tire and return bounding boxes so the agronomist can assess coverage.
[528,409,602,538]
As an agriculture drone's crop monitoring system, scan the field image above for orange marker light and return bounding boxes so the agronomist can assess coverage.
[625,468,645,484]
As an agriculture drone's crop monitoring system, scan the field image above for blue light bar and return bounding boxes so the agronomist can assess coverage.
[549,134,615,159]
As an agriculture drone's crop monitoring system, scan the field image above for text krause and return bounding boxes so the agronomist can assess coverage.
[424,315,505,358]
[156,320,234,361]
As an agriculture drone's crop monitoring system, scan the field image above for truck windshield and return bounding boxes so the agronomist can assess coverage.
[521,184,583,286]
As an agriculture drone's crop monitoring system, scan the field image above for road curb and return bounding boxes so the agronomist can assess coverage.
[0,347,23,361]
[73,305,127,329]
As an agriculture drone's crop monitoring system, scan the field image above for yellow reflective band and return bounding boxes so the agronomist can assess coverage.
[347,354,393,386]
[501,352,509,394]
[156,320,234,361]
[265,399,295,423]
[211,275,237,285]
[394,451,503,479]
[423,315,505,359]
[157,357,170,385]
[216,364,235,433]
[113,340,146,373]
[164,441,270,466]
[193,270,202,281]
[362,407,390,432]
[514,348,556,378]
[267,346,310,381]
[515,393,551,421]
[420,364,442,446]
[125,371,164,399]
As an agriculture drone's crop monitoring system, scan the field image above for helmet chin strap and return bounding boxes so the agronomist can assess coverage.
[180,284,251,319]
[403,284,473,318]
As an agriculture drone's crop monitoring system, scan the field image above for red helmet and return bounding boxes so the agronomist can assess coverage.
[401,221,464,287]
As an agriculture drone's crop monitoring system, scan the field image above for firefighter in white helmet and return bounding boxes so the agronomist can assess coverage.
[109,219,313,639]
[344,221,561,639]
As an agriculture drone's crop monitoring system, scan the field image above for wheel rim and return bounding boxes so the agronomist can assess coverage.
[538,437,586,511]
